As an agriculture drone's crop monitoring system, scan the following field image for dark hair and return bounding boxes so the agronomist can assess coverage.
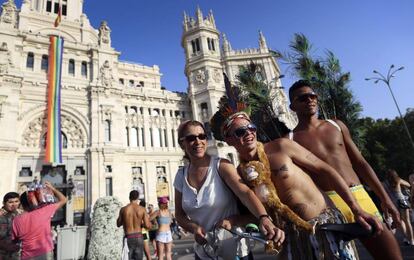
[3,192,19,204]
[289,80,313,101]
[20,192,31,210]
[129,190,139,201]
[139,200,146,207]
[177,120,206,161]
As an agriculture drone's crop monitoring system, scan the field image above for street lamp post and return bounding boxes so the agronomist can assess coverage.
[365,65,414,151]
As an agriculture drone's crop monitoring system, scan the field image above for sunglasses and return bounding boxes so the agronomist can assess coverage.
[231,124,257,138]
[294,92,318,103]
[180,133,207,142]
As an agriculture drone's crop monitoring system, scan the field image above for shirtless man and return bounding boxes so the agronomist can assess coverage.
[117,190,151,260]
[215,112,382,259]
[288,79,402,260]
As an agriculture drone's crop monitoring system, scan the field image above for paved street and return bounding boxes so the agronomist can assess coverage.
[170,233,414,260]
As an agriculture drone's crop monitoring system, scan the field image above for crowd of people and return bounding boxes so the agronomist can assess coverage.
[1,78,414,260]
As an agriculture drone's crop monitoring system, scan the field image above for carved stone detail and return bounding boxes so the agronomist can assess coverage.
[98,21,111,46]
[22,114,85,148]
[100,104,112,121]
[193,69,206,84]
[212,68,221,83]
[0,0,17,28]
[99,61,114,87]
[0,42,13,74]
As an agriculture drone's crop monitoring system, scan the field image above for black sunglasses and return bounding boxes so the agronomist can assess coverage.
[295,92,318,103]
[180,133,207,142]
[231,124,257,138]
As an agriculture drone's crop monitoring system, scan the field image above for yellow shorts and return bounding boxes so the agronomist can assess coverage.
[326,185,383,223]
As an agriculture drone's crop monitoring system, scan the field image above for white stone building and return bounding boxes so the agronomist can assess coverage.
[0,0,295,225]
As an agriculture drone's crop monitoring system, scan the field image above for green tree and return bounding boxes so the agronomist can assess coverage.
[359,109,414,180]
[280,33,363,146]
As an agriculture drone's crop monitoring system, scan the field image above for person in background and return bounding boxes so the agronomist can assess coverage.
[0,192,23,260]
[150,198,173,260]
[138,200,152,260]
[147,204,158,258]
[12,181,67,260]
[385,169,414,245]
[117,190,151,260]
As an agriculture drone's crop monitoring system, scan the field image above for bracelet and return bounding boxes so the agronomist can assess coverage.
[259,214,271,221]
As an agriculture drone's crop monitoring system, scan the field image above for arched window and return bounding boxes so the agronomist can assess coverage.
[41,55,48,71]
[26,52,34,70]
[104,120,111,142]
[68,59,75,76]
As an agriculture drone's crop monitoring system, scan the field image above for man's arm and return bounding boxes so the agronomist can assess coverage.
[335,119,400,225]
[219,159,285,245]
[285,139,382,233]
[117,207,123,227]
[44,181,67,209]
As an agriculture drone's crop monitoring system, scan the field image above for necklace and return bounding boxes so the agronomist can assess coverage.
[239,142,313,233]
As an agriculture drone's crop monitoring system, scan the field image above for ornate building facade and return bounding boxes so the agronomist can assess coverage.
[0,0,295,225]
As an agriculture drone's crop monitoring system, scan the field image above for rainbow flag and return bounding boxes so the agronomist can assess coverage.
[45,36,64,164]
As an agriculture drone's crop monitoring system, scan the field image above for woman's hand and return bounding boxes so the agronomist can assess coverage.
[193,225,207,245]
[259,216,285,248]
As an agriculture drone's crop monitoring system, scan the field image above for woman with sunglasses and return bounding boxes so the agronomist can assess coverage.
[173,120,284,260]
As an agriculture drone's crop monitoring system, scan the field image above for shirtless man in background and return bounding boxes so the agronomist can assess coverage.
[288,80,402,260]
[217,113,382,259]
[117,190,151,260]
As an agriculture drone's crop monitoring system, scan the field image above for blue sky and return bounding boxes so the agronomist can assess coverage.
[16,0,414,119]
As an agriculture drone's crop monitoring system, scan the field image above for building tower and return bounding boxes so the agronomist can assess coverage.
[181,8,225,140]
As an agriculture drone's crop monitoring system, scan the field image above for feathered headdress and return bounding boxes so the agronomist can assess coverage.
[210,74,251,141]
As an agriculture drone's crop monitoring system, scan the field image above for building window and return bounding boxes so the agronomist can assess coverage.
[126,127,130,146]
[119,78,124,85]
[139,107,144,115]
[140,127,145,147]
[201,103,208,119]
[150,128,154,147]
[105,165,112,173]
[46,0,52,12]
[195,38,201,52]
[26,52,34,70]
[204,122,212,140]
[164,129,168,147]
[129,80,134,87]
[139,81,144,87]
[171,129,176,147]
[41,55,48,71]
[104,120,111,142]
[124,106,128,114]
[207,38,215,51]
[159,128,163,147]
[191,40,196,54]
[131,127,138,147]
[19,167,33,177]
[105,177,113,196]
[81,61,87,77]
[68,59,75,76]
[62,0,67,16]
